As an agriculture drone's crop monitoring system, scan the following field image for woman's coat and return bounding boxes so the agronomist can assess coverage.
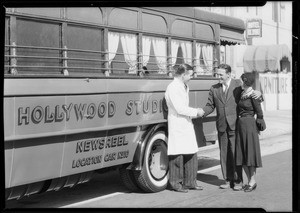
[165,78,199,155]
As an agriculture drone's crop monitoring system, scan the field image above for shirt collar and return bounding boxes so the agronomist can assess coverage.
[223,78,231,87]
[174,77,187,90]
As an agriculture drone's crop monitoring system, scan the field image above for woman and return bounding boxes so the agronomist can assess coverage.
[235,72,266,192]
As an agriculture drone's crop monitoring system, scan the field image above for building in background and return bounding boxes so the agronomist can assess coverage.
[196,2,292,110]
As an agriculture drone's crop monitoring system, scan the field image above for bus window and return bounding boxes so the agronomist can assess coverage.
[16,19,60,74]
[195,43,214,76]
[109,32,137,75]
[67,25,103,75]
[142,36,167,75]
[171,39,192,70]
[5,17,9,74]
[200,44,214,75]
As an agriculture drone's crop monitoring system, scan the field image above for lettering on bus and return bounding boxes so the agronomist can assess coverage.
[72,155,102,168]
[17,97,167,126]
[72,135,129,168]
[125,99,166,115]
[104,150,129,162]
[75,135,128,153]
[18,101,116,126]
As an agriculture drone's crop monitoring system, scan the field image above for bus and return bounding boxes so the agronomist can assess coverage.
[4,7,246,200]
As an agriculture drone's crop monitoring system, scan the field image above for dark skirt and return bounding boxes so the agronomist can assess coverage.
[235,117,262,167]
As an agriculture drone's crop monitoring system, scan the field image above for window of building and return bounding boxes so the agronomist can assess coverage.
[272,2,278,22]
[280,2,286,23]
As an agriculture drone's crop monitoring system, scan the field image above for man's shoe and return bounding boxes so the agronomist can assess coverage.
[185,185,204,190]
[219,181,231,189]
[244,183,257,192]
[173,188,188,193]
[233,182,243,191]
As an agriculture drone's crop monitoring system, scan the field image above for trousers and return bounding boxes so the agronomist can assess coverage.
[218,126,243,183]
[168,153,198,190]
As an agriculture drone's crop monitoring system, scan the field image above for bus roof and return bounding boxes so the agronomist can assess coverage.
[143,7,245,31]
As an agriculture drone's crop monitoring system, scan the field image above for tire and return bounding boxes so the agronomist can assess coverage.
[133,131,169,192]
[119,164,140,192]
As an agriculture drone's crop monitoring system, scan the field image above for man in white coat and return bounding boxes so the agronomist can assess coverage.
[165,64,204,193]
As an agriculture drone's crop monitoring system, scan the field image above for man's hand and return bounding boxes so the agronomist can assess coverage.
[197,108,205,117]
[251,90,262,99]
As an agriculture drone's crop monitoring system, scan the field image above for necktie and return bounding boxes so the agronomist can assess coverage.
[224,84,228,98]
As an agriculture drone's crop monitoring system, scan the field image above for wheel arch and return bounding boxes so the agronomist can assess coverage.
[126,123,168,171]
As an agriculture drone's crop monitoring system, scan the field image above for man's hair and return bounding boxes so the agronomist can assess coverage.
[175,64,193,76]
[218,63,231,74]
[241,72,255,86]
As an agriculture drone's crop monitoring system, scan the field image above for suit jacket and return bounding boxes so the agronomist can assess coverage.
[203,79,243,132]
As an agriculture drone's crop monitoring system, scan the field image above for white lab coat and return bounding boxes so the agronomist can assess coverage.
[165,78,199,155]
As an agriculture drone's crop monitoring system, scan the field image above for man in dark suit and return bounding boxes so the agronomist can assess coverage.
[201,64,262,191]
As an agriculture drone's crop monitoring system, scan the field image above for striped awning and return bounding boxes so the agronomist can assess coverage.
[243,44,292,72]
[220,27,246,45]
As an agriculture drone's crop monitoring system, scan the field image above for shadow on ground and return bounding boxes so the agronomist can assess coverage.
[197,173,225,187]
[197,157,220,170]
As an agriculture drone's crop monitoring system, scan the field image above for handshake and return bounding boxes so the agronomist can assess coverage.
[197,108,205,117]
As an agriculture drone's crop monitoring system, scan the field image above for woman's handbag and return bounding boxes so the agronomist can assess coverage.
[256,118,266,131]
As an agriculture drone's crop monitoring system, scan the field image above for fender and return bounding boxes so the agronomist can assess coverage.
[126,123,167,171]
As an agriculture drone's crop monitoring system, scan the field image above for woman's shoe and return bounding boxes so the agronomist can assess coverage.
[244,183,257,192]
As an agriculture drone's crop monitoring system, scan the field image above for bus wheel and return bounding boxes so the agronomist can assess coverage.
[119,164,140,192]
[134,131,169,192]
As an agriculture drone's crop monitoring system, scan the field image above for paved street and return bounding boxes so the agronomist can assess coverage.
[5,110,293,211]
[5,149,292,211]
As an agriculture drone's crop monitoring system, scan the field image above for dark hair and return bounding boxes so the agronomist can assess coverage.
[218,63,231,73]
[175,64,193,76]
[241,72,255,86]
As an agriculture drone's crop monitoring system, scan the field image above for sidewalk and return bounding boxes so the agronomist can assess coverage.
[197,109,292,159]
[259,109,292,140]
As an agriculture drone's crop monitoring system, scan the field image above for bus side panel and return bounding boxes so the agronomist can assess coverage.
[4,98,14,188]
[61,130,143,176]
[5,149,13,188]
[60,94,108,176]
[10,137,65,187]
[4,98,15,138]
[101,131,144,168]
[7,96,66,187]
[62,131,106,175]
[59,93,143,176]
[189,79,219,143]
[4,78,108,97]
